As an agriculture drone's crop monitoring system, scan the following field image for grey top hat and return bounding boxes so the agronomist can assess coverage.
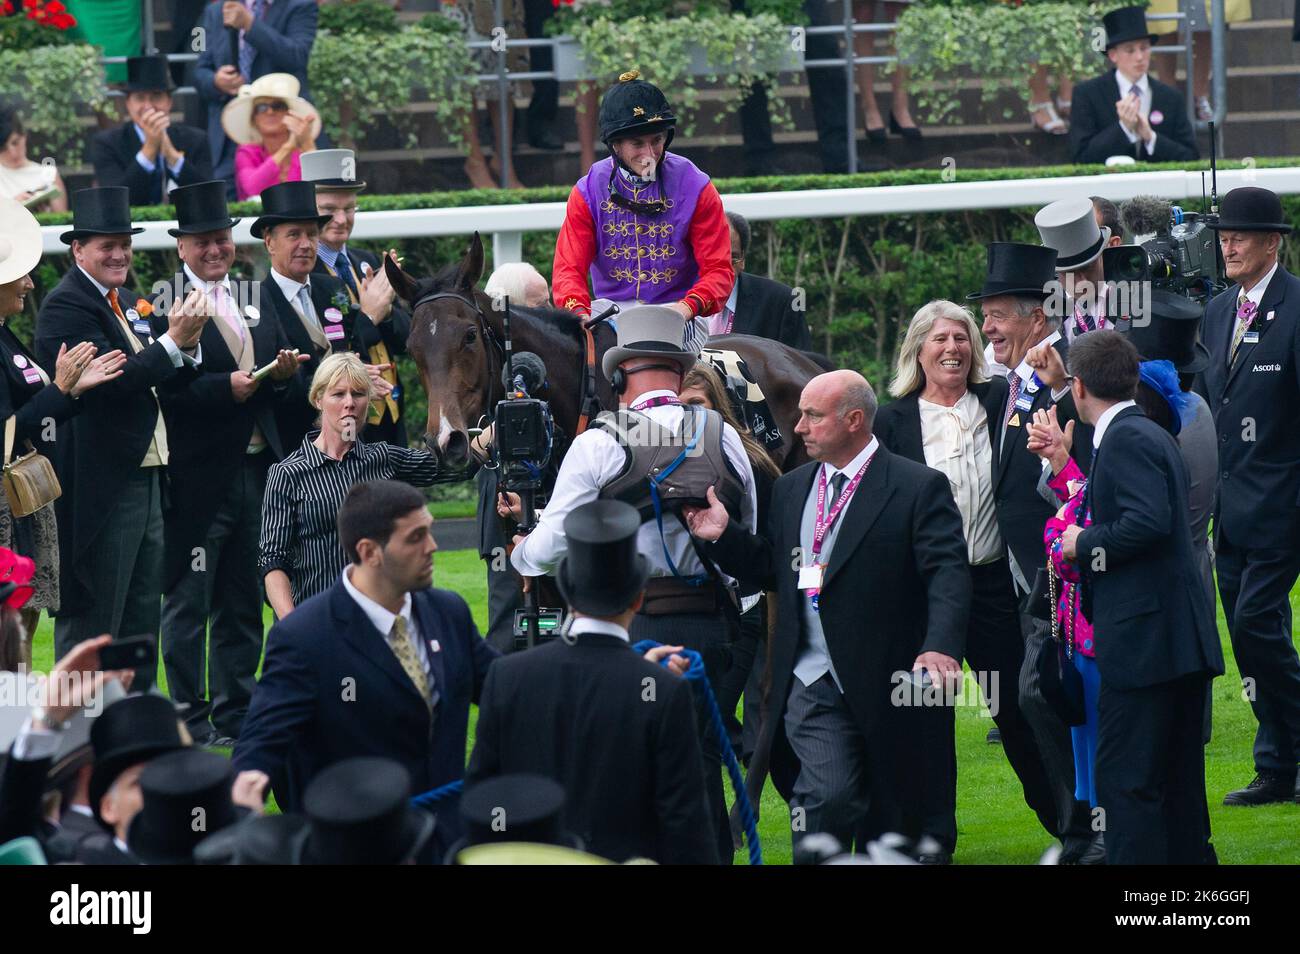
[1035,198,1111,271]
[600,304,696,381]
[300,148,366,192]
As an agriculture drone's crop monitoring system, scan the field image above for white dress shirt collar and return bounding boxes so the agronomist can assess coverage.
[824,435,879,483]
[725,277,739,315]
[569,616,630,642]
[1116,71,1149,100]
[1241,261,1279,305]
[182,262,233,295]
[1092,399,1138,449]
[270,268,311,302]
[342,565,414,640]
[77,265,114,298]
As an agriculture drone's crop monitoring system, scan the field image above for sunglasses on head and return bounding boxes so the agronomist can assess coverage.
[253,101,290,116]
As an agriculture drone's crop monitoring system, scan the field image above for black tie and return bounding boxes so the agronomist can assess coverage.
[829,472,847,512]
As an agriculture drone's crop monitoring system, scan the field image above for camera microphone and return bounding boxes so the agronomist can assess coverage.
[502,351,546,396]
[1121,195,1174,242]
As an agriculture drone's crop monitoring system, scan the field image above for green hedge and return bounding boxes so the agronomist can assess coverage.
[25,161,1300,447]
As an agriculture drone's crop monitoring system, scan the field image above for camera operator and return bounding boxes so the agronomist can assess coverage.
[502,304,757,864]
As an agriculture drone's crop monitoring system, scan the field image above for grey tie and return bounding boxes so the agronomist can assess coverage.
[296,285,321,333]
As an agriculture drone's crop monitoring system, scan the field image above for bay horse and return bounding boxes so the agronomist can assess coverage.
[385,233,830,473]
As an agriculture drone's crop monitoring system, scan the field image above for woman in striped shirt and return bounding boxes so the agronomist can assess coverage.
[259,352,439,616]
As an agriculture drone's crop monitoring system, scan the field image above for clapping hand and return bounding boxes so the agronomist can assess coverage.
[269,348,309,381]
[1026,405,1074,474]
[359,265,395,324]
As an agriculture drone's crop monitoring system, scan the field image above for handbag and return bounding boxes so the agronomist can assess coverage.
[1033,558,1087,727]
[2,415,61,518]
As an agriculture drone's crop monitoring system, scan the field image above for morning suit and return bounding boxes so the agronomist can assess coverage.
[259,269,391,451]
[730,271,813,351]
[466,625,719,864]
[89,122,213,207]
[35,267,198,681]
[1069,70,1199,164]
[233,581,499,860]
[193,0,319,191]
[1076,406,1224,863]
[704,443,970,849]
[157,267,305,740]
[1201,264,1300,777]
[875,378,1059,849]
[312,246,412,446]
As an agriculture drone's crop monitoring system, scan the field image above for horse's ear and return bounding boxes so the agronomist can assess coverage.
[455,232,485,293]
[384,252,419,304]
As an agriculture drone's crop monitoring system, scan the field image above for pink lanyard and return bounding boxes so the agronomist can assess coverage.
[811,456,872,561]
[631,396,682,411]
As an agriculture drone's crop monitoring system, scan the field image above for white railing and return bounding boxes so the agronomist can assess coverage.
[39,165,1300,262]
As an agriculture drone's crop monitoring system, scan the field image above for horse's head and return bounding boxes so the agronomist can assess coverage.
[388,233,499,468]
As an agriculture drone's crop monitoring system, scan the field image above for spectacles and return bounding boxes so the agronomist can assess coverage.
[253,101,290,116]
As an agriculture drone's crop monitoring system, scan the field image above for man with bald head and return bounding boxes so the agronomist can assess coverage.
[686,369,970,854]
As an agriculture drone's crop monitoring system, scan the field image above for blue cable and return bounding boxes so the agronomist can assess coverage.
[410,778,464,808]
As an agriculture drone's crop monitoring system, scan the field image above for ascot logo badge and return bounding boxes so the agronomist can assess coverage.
[50,884,152,934]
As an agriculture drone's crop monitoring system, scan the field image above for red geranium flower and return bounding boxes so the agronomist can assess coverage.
[46,0,65,11]
[0,547,36,611]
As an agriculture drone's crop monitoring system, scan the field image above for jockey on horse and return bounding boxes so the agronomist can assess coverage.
[552,69,734,356]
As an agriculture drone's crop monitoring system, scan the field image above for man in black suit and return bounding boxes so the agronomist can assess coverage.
[1201,187,1300,805]
[157,180,309,747]
[234,480,499,859]
[1069,6,1199,165]
[707,211,812,351]
[972,242,1096,858]
[35,187,210,675]
[685,369,970,850]
[303,149,411,446]
[89,56,212,207]
[250,181,400,451]
[467,500,718,864]
[1060,331,1223,863]
[194,0,319,192]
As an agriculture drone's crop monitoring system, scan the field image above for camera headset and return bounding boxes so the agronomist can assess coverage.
[610,362,683,396]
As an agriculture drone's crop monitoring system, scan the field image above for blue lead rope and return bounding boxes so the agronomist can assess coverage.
[409,642,763,865]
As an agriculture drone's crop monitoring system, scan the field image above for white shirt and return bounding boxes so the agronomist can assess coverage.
[568,616,630,643]
[76,266,198,368]
[1240,261,1279,310]
[1092,399,1138,449]
[132,122,185,183]
[1115,71,1157,156]
[270,269,322,329]
[821,435,878,499]
[511,389,758,579]
[341,566,431,680]
[919,391,1003,565]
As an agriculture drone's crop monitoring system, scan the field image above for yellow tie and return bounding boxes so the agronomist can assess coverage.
[388,616,431,710]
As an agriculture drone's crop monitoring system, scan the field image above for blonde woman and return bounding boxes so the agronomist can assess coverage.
[874,299,1059,863]
[259,352,438,616]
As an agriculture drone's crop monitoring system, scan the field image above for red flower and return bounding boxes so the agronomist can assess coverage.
[52,11,73,29]
[0,547,35,611]
[46,0,65,11]
[22,0,37,10]
[0,1,13,15]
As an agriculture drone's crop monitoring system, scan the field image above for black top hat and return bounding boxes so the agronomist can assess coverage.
[88,694,187,829]
[298,757,435,865]
[599,70,677,148]
[555,500,651,617]
[194,813,310,866]
[1103,6,1158,50]
[967,242,1058,301]
[455,774,583,853]
[1123,290,1210,374]
[1208,187,1293,234]
[167,180,241,236]
[126,749,240,865]
[59,187,145,245]
[122,55,174,93]
[249,181,332,238]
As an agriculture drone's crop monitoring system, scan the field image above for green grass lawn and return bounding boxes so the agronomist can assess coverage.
[27,550,1300,865]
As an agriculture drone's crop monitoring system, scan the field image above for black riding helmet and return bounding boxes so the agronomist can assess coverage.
[598,69,677,154]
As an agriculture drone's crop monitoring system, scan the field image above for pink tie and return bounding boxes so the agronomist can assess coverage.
[1004,373,1021,428]
[214,285,244,342]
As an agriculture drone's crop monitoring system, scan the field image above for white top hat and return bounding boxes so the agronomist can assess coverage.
[1034,197,1112,271]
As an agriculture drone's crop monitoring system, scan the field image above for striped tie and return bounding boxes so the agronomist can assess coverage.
[1229,293,1255,366]
[238,0,265,79]
[1004,372,1021,428]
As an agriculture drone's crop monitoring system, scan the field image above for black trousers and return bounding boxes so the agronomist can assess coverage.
[715,597,766,763]
[630,608,735,865]
[804,0,852,172]
[1215,534,1300,775]
[1096,672,1214,864]
[523,0,558,134]
[161,452,271,739]
[922,559,1061,851]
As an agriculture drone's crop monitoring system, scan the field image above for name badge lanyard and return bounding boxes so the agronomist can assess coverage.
[804,456,872,611]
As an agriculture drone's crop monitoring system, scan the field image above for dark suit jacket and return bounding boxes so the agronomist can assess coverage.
[1201,265,1300,550]
[194,0,319,179]
[232,582,499,853]
[466,632,718,864]
[731,271,812,351]
[703,445,970,811]
[312,247,412,446]
[260,270,390,450]
[0,750,50,846]
[34,267,196,615]
[874,378,1008,481]
[1076,407,1223,690]
[1069,70,1199,164]
[155,278,304,591]
[89,122,212,207]
[0,323,78,459]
